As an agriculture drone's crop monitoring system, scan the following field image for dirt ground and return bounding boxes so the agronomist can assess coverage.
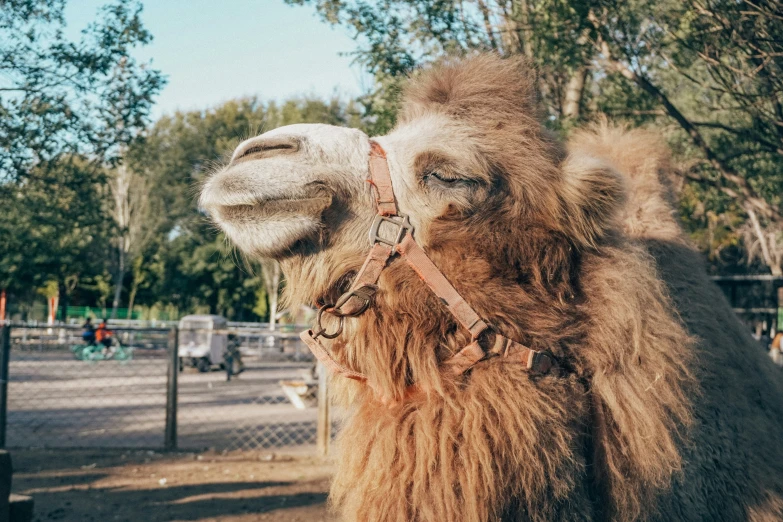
[11,449,336,522]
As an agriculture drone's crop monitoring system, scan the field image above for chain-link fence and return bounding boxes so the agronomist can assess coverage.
[0,323,334,454]
[176,325,322,451]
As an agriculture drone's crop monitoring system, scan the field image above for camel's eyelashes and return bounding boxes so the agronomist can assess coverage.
[414,151,478,190]
[425,171,474,187]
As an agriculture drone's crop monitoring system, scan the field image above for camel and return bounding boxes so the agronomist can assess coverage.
[200,54,783,521]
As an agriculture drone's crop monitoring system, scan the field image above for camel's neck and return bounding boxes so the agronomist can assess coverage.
[329,288,595,520]
[319,228,601,520]
[331,231,587,403]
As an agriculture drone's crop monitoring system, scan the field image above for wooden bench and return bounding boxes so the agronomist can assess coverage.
[0,450,33,522]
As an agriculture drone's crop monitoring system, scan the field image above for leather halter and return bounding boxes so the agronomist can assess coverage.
[300,140,557,396]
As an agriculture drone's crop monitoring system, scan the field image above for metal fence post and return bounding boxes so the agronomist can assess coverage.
[164,327,178,450]
[0,326,9,449]
[316,362,330,456]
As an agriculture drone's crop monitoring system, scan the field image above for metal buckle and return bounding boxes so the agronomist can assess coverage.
[369,214,413,247]
[334,285,376,316]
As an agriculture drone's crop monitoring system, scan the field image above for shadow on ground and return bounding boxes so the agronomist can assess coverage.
[12,449,334,522]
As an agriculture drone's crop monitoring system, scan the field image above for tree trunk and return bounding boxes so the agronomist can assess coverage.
[58,281,68,324]
[111,269,123,318]
[777,288,783,334]
[260,259,282,331]
[563,67,588,119]
[111,239,126,319]
[269,288,279,331]
[476,0,498,50]
[499,0,528,57]
[747,210,783,276]
[517,0,533,59]
[268,265,280,331]
[126,279,138,320]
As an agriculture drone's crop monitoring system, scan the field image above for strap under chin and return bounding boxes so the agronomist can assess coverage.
[300,329,367,382]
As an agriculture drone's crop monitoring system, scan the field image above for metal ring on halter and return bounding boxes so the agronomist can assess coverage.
[313,305,345,339]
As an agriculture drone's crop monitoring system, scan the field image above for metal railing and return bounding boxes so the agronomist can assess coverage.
[0,324,332,454]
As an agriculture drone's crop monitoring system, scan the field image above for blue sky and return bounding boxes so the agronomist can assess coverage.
[65,1,366,119]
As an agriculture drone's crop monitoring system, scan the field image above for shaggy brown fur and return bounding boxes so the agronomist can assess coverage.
[246,55,783,521]
[318,55,695,521]
[572,124,783,521]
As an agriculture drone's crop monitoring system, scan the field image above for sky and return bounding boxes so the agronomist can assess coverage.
[65,1,367,119]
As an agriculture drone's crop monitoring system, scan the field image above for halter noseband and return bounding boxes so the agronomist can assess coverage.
[300,140,557,396]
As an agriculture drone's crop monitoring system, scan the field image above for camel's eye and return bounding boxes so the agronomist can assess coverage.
[414,151,477,191]
[424,171,476,189]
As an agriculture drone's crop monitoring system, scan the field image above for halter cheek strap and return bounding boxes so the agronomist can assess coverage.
[300,140,557,398]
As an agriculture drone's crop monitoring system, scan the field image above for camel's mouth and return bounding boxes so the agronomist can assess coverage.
[214,194,334,222]
[203,183,335,258]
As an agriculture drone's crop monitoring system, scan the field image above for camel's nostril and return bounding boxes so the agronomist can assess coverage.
[232,136,301,164]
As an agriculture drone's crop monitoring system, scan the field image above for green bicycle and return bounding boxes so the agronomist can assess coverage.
[70,338,133,362]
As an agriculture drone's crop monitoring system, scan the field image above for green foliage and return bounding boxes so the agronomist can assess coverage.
[4,0,781,323]
[0,0,165,180]
[36,280,59,299]
[678,183,745,268]
[80,272,114,310]
[1,54,366,320]
[0,158,110,296]
[148,227,262,320]
[0,0,164,319]
[591,0,783,272]
[287,0,598,122]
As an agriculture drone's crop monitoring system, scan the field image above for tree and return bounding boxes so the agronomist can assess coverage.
[588,0,783,273]
[260,259,282,330]
[286,0,597,128]
[153,228,264,320]
[107,163,155,317]
[126,254,146,319]
[0,158,111,320]
[0,0,164,181]
[0,0,164,320]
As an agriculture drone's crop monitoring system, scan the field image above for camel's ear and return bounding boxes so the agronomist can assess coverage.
[559,153,625,247]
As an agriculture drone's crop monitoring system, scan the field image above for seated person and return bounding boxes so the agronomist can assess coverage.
[95,320,113,352]
[81,317,96,345]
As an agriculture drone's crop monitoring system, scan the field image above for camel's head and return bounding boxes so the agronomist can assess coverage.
[200,54,624,310]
